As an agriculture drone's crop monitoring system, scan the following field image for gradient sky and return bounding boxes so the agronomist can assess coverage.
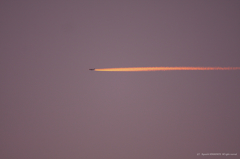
[1,1,240,158]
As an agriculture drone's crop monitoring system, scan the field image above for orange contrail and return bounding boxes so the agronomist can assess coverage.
[93,67,240,72]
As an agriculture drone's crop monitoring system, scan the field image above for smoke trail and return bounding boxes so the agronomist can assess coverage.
[94,67,240,72]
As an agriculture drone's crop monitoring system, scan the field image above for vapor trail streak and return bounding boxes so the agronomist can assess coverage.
[94,67,240,72]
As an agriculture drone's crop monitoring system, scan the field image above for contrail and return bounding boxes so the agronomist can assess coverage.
[89,67,240,72]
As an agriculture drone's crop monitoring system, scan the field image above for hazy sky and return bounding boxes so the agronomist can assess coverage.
[1,1,240,158]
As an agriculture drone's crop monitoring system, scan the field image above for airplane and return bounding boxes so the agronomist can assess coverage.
[89,68,95,71]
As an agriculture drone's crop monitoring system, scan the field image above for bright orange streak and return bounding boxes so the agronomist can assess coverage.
[95,67,240,72]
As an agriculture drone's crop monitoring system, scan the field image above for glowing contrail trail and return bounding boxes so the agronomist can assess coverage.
[90,67,240,72]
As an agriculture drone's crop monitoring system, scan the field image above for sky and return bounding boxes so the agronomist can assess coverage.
[1,1,240,158]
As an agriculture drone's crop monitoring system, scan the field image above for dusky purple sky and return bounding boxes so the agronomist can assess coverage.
[1,1,240,158]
